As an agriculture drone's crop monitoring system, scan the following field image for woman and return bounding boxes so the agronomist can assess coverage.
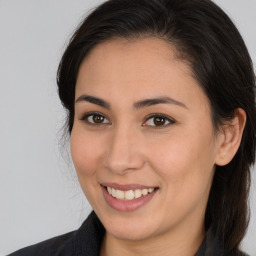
[9,0,256,255]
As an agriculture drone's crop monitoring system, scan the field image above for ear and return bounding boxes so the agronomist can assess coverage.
[215,108,246,166]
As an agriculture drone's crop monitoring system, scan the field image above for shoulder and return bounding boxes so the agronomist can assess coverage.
[7,211,105,256]
[7,231,75,256]
[196,226,250,256]
[229,251,250,256]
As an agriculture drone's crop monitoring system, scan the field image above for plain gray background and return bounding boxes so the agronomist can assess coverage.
[0,0,255,255]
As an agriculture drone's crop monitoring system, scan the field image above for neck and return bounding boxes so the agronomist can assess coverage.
[100,221,205,256]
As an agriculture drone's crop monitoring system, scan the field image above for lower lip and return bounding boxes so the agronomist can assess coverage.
[101,186,157,212]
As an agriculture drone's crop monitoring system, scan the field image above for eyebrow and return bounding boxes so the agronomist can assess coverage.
[75,94,187,109]
[75,94,111,109]
[134,96,187,109]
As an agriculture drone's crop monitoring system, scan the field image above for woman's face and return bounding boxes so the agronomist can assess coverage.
[71,38,223,242]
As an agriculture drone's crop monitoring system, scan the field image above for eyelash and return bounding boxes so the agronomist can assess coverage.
[80,112,175,129]
[143,113,175,129]
[80,112,110,127]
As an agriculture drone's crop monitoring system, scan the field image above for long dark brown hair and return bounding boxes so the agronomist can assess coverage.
[57,0,256,254]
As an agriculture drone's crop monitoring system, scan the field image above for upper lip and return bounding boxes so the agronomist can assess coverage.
[101,182,158,191]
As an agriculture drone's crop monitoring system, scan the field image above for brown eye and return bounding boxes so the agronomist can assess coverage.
[143,114,175,128]
[153,117,166,126]
[82,113,110,125]
[92,115,105,123]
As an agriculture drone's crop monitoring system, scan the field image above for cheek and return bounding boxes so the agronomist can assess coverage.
[146,131,216,223]
[146,128,216,189]
[70,128,104,178]
[70,128,106,209]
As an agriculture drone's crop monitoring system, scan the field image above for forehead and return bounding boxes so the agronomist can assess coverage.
[75,37,208,111]
[86,37,178,63]
[79,37,191,76]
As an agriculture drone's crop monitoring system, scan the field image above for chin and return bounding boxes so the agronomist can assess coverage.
[102,214,159,242]
[109,227,155,242]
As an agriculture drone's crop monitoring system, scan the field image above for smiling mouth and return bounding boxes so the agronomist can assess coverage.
[101,184,159,211]
[103,186,157,201]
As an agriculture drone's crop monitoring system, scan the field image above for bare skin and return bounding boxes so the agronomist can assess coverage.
[71,38,246,256]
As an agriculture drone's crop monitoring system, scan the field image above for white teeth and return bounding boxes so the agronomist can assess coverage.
[111,188,116,198]
[107,187,112,194]
[125,190,135,200]
[142,189,148,196]
[134,189,142,199]
[115,189,125,200]
[106,187,155,200]
[148,188,154,193]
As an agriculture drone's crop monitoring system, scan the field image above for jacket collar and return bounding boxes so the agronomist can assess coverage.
[74,211,229,256]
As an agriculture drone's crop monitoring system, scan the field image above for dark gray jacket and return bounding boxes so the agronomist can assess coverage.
[8,211,248,256]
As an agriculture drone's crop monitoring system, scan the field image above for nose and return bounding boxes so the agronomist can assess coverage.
[104,126,145,175]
